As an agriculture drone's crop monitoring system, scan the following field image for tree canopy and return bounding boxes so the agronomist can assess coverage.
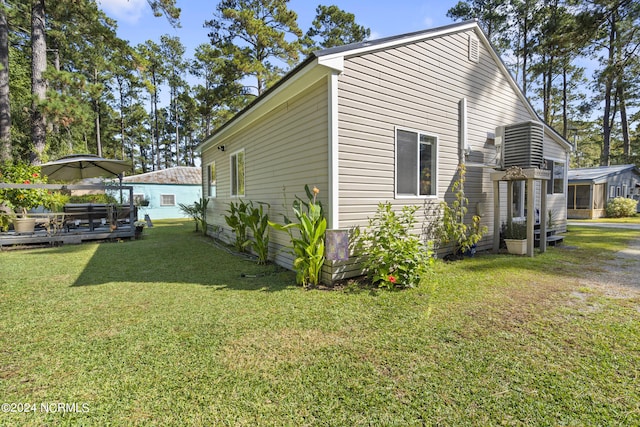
[0,0,638,171]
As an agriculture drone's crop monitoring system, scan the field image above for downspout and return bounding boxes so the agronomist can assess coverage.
[318,55,344,230]
[459,98,468,165]
[328,70,340,230]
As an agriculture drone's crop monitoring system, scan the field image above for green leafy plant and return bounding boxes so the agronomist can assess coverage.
[269,185,326,288]
[354,202,434,289]
[436,164,488,257]
[606,197,638,218]
[225,200,252,252]
[244,201,270,264]
[0,162,49,217]
[0,208,13,231]
[502,220,527,240]
[178,197,209,234]
[68,193,118,204]
[43,191,70,211]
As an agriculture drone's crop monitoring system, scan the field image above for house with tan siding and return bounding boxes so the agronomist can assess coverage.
[197,20,572,283]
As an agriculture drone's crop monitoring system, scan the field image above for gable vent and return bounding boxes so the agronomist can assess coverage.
[502,120,544,169]
[468,34,479,63]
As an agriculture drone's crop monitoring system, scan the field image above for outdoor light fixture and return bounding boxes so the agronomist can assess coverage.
[217,145,225,151]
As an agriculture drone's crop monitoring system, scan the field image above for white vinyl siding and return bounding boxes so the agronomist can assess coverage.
[200,80,329,270]
[337,30,532,231]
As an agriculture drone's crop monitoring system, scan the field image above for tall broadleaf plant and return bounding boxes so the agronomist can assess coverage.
[269,185,326,288]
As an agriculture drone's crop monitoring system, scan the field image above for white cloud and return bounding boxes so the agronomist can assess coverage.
[369,31,382,40]
[98,0,147,24]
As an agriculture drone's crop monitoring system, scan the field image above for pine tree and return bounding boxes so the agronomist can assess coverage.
[302,5,370,53]
[205,0,303,96]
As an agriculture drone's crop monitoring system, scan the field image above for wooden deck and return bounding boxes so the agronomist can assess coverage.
[0,224,136,249]
[1,183,137,249]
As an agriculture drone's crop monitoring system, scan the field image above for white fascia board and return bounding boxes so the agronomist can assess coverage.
[318,21,479,64]
[317,55,344,72]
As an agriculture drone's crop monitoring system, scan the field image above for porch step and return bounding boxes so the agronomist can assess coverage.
[534,233,565,247]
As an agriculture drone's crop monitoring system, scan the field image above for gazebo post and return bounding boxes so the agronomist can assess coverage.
[526,177,535,257]
[540,180,548,253]
[491,167,551,257]
[493,179,501,252]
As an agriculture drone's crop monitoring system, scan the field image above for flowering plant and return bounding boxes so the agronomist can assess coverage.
[354,202,434,289]
[0,163,49,218]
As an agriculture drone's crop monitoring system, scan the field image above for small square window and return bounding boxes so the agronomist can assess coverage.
[160,194,176,206]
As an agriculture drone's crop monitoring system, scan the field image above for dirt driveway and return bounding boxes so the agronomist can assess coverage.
[575,231,640,297]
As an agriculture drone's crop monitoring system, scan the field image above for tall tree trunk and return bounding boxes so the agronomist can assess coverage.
[615,28,630,163]
[542,54,552,124]
[174,95,179,167]
[152,73,160,170]
[0,0,11,162]
[95,102,101,156]
[522,15,528,97]
[94,68,102,157]
[601,12,617,167]
[562,66,568,138]
[617,82,629,162]
[31,0,47,165]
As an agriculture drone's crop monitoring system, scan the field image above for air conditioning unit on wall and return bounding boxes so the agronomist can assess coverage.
[496,120,544,169]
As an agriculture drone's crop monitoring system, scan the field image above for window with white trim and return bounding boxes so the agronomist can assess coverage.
[230,149,245,197]
[396,129,437,197]
[207,161,216,198]
[160,194,176,206]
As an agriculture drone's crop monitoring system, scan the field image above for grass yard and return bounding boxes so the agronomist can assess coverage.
[1,220,639,426]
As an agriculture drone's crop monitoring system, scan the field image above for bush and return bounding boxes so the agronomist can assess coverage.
[68,193,118,204]
[606,197,638,218]
[355,202,434,289]
[0,162,49,217]
[502,220,527,240]
[435,164,487,256]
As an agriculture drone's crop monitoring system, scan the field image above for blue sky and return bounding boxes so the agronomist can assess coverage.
[97,0,461,59]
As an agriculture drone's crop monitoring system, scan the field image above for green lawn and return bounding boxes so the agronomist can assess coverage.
[1,220,639,426]
[569,214,640,224]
